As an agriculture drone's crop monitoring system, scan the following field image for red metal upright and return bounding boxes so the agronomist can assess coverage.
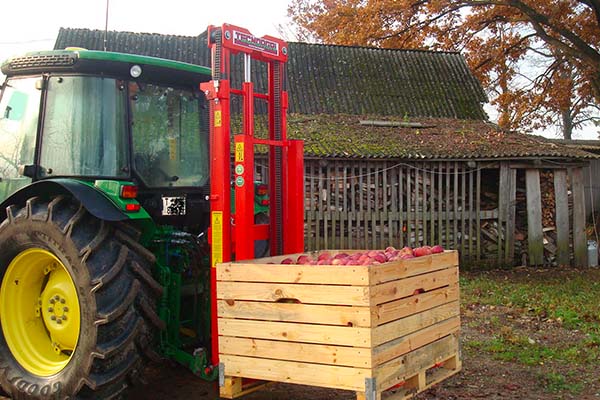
[202,24,304,367]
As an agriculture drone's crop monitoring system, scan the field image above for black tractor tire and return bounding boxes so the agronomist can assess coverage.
[0,195,164,399]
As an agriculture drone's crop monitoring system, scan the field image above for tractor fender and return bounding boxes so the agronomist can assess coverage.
[0,179,128,223]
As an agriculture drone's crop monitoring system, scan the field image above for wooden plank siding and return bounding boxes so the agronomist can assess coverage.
[258,158,588,268]
[554,170,571,266]
[571,167,588,267]
[302,160,492,266]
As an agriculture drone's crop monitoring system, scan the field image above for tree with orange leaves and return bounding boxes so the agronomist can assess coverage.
[288,0,600,138]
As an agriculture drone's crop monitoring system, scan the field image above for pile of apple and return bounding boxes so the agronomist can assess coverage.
[280,245,444,266]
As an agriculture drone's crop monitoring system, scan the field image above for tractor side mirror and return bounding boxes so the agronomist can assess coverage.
[18,164,37,178]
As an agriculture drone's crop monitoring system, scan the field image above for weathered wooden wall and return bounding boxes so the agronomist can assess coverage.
[257,158,589,267]
[301,160,493,266]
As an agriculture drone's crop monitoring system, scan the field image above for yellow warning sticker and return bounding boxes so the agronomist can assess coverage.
[168,137,177,161]
[211,211,223,267]
[214,110,222,127]
[235,142,244,162]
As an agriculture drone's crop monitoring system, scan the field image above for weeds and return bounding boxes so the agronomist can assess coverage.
[460,268,600,396]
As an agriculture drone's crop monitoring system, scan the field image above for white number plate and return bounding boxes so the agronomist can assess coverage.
[162,196,186,216]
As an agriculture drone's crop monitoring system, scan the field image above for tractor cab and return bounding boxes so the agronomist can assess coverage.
[0,49,212,227]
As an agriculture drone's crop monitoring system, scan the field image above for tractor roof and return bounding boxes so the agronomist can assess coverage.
[1,49,212,87]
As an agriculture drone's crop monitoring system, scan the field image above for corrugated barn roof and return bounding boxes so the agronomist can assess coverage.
[55,28,487,120]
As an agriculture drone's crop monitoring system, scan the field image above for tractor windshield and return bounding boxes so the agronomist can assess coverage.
[130,83,208,188]
[40,76,129,178]
[0,77,41,202]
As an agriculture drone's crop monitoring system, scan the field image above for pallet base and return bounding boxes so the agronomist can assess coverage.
[221,353,460,400]
[219,377,272,399]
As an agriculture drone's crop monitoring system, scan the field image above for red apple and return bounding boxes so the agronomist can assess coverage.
[350,253,362,261]
[386,250,400,260]
[398,246,413,256]
[296,255,311,264]
[361,257,374,265]
[317,252,332,262]
[373,253,387,263]
[367,250,380,258]
[431,245,444,254]
[413,246,432,257]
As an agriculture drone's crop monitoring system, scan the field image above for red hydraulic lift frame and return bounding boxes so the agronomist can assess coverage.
[200,24,305,367]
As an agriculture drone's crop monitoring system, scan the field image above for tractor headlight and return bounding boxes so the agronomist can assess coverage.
[130,65,142,78]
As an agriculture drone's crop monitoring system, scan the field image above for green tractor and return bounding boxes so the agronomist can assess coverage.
[0,24,303,399]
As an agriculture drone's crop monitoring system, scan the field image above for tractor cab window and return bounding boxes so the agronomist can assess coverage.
[130,83,208,188]
[40,76,128,178]
[0,77,41,203]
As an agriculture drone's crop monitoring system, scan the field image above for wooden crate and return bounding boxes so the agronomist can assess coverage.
[216,250,461,400]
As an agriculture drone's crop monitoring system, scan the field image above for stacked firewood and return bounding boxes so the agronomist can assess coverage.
[540,171,556,228]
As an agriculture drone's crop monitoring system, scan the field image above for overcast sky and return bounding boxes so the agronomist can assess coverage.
[0,0,596,139]
[0,0,291,60]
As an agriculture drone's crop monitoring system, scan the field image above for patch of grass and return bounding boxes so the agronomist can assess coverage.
[460,269,600,395]
[539,372,584,394]
[460,270,600,335]
[468,335,564,366]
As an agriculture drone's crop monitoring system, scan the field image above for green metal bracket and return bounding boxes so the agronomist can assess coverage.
[151,226,216,381]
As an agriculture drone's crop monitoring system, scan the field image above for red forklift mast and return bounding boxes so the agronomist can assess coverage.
[200,24,305,366]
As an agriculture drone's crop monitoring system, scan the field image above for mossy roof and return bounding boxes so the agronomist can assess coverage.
[286,114,595,160]
[54,28,487,120]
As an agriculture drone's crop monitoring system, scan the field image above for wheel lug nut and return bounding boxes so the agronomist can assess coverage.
[62,315,67,321]
[50,299,56,304]
[48,307,54,312]
[63,307,69,312]
[50,315,57,320]
[56,319,62,324]
[60,298,66,304]
[54,295,60,301]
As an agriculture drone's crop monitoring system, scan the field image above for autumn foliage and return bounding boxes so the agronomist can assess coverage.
[288,0,600,138]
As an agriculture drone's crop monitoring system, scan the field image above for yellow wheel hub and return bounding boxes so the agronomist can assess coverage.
[0,248,81,376]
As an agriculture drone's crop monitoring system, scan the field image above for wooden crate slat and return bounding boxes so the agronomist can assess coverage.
[372,316,460,366]
[217,299,372,327]
[217,255,369,286]
[372,301,459,347]
[217,281,370,306]
[219,336,373,368]
[220,354,371,391]
[374,284,459,326]
[218,318,372,347]
[375,333,459,390]
[218,262,370,285]
[368,251,458,284]
[370,267,458,305]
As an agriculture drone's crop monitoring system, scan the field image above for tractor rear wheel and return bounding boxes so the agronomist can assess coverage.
[0,195,163,399]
